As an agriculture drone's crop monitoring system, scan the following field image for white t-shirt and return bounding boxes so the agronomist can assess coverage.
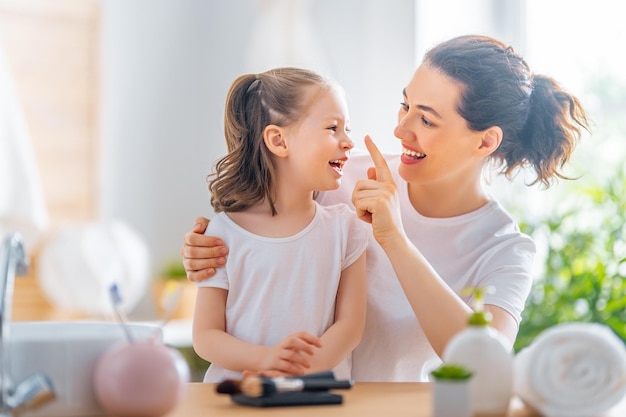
[317,149,535,382]
[196,202,368,382]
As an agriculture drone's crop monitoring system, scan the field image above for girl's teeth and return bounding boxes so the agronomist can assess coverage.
[329,160,345,169]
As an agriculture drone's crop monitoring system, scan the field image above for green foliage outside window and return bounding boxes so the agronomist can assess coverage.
[515,166,626,352]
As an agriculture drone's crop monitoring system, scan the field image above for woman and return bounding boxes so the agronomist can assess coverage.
[181,35,589,381]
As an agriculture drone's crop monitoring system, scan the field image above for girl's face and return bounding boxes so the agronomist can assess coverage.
[282,85,354,192]
[394,63,486,186]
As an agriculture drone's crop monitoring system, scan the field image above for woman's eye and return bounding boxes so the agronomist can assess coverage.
[328,126,338,132]
[399,102,409,112]
[421,116,433,127]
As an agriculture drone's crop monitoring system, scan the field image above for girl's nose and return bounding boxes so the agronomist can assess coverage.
[341,135,354,150]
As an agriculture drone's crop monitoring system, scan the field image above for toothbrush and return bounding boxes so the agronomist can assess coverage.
[109,283,134,342]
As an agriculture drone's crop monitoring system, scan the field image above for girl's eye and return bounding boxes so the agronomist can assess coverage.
[399,102,409,112]
[328,126,337,132]
[421,116,433,127]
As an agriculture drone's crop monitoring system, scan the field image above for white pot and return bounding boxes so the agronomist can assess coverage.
[432,379,472,417]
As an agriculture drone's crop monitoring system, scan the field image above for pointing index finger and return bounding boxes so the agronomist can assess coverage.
[364,135,392,183]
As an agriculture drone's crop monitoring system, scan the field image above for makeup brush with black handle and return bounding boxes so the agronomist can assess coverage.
[240,375,354,397]
[215,371,344,395]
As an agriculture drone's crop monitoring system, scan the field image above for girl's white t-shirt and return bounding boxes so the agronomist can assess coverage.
[317,149,535,382]
[196,202,368,382]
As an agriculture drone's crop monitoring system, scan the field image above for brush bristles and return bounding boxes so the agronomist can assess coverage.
[215,379,242,394]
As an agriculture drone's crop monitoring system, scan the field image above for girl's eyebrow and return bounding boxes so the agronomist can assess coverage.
[402,88,442,119]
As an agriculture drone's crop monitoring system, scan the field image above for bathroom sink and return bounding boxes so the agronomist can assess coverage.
[8,321,160,417]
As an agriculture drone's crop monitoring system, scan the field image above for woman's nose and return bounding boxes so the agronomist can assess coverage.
[394,113,416,141]
[394,123,410,141]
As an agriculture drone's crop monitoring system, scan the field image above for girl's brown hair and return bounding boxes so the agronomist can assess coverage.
[425,35,590,187]
[209,67,330,214]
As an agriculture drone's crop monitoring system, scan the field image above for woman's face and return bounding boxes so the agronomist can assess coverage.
[394,63,485,186]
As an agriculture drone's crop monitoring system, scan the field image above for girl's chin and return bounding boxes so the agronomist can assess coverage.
[318,180,342,192]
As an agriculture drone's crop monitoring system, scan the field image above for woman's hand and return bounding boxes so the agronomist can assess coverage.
[351,136,407,248]
[180,217,229,282]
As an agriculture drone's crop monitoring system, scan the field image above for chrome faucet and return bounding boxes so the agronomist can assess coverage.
[0,233,55,416]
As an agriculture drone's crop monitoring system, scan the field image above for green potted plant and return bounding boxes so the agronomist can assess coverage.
[153,259,196,320]
[430,363,473,417]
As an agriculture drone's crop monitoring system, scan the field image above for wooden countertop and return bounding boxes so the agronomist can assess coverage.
[162,382,626,417]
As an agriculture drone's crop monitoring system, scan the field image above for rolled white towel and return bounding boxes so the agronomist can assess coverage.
[514,322,626,417]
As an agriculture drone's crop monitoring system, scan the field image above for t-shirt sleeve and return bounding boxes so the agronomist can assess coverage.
[341,207,369,270]
[194,217,230,290]
[480,238,535,325]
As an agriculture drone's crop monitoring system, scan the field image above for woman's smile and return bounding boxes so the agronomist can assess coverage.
[400,145,426,164]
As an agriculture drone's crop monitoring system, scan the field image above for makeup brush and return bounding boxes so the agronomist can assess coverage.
[215,379,242,395]
[240,375,354,398]
[215,371,339,395]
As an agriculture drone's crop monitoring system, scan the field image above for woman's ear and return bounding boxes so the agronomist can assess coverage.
[477,126,503,156]
[263,125,289,158]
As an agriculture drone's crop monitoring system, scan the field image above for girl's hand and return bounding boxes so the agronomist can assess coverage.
[242,369,290,378]
[259,332,322,376]
[351,136,406,247]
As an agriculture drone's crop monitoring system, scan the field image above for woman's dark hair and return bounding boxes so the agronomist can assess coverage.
[209,67,330,214]
[424,34,590,187]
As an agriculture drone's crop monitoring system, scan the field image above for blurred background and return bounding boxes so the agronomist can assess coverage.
[1,0,625,351]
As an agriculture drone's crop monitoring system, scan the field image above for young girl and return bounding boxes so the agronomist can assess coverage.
[185,35,590,381]
[192,67,367,382]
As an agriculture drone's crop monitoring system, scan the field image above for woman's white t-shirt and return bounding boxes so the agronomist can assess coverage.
[317,150,535,382]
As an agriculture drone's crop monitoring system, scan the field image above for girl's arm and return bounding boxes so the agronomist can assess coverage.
[306,251,367,373]
[192,288,322,375]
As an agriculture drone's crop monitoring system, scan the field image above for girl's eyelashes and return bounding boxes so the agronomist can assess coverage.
[421,116,433,127]
[399,102,409,112]
[327,125,351,133]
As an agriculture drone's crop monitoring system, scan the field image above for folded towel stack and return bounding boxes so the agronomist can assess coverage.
[514,322,626,417]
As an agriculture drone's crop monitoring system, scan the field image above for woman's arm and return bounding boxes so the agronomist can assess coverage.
[192,287,322,374]
[307,252,367,373]
[351,136,517,357]
[181,217,229,282]
[373,231,518,354]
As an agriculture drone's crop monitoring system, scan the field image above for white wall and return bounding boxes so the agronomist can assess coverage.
[99,0,416,274]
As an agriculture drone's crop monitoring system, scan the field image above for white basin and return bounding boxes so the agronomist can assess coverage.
[7,321,160,417]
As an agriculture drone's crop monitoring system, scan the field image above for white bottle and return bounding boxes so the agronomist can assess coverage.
[442,287,513,416]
